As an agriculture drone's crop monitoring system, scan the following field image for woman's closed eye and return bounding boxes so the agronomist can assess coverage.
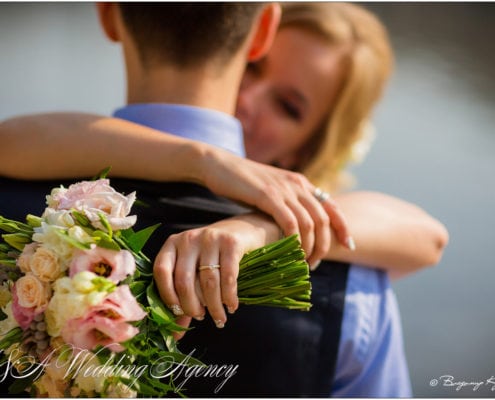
[275,95,303,121]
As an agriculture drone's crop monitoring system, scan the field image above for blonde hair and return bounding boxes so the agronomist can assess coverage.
[280,2,394,193]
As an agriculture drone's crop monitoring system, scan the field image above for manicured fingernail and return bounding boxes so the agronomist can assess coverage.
[194,315,205,321]
[347,236,356,251]
[227,306,236,314]
[169,304,184,316]
[215,320,225,329]
[310,261,321,271]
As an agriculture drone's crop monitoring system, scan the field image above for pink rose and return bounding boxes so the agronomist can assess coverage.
[69,246,135,283]
[46,179,136,231]
[62,314,139,353]
[93,285,147,322]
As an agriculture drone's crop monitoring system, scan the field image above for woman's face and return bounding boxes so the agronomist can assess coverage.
[236,27,346,168]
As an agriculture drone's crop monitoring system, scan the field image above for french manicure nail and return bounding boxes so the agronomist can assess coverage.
[194,315,205,321]
[169,304,184,316]
[310,261,321,271]
[215,320,225,329]
[347,236,356,251]
[227,306,236,314]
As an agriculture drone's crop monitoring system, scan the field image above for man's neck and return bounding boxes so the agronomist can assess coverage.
[126,62,243,116]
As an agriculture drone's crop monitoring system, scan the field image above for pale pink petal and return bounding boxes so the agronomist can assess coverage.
[94,285,146,322]
[69,247,135,283]
[62,315,138,353]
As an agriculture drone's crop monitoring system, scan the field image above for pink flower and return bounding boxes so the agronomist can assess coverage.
[61,284,145,352]
[93,285,147,322]
[62,315,139,353]
[11,286,43,330]
[69,246,135,283]
[46,179,136,231]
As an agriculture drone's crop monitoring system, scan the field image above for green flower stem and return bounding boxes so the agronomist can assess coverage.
[237,234,312,311]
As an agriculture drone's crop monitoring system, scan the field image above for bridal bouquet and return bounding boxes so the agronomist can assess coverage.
[0,177,311,397]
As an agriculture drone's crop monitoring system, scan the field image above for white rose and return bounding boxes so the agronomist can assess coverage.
[15,274,51,312]
[30,247,65,282]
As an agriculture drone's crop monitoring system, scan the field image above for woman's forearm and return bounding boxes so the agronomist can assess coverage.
[328,191,449,277]
[0,112,208,182]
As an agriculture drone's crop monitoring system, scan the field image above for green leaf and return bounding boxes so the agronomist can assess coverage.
[146,282,177,327]
[2,233,32,251]
[92,166,111,180]
[122,224,161,254]
[0,327,23,350]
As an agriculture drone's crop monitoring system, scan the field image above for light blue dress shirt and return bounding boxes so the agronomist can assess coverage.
[114,103,412,397]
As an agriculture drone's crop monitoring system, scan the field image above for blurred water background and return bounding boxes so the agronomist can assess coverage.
[1,2,494,397]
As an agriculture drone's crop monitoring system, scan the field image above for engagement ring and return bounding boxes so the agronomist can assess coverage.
[313,187,331,202]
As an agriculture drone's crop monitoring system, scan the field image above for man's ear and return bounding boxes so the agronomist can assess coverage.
[247,3,282,61]
[96,2,120,42]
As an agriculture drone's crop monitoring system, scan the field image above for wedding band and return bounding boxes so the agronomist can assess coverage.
[198,264,221,271]
[313,187,331,202]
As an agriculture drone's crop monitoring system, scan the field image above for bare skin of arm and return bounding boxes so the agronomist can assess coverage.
[0,112,352,266]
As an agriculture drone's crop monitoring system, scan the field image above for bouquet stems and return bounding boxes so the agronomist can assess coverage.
[237,234,312,311]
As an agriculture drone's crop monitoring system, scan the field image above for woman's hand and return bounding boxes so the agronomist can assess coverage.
[199,147,353,267]
[153,213,280,334]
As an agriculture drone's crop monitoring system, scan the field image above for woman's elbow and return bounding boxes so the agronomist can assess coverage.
[425,221,449,267]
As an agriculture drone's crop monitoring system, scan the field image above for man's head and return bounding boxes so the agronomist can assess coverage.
[98,2,280,69]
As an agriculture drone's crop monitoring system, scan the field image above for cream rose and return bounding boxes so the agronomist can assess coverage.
[17,242,38,274]
[30,247,65,282]
[32,222,74,267]
[15,274,51,312]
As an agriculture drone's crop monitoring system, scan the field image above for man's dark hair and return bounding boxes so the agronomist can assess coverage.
[118,2,263,68]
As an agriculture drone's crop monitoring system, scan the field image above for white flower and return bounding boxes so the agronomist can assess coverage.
[42,208,75,228]
[45,273,110,337]
[32,222,74,267]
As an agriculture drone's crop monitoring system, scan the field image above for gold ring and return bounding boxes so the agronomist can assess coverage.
[198,264,221,271]
[313,187,331,202]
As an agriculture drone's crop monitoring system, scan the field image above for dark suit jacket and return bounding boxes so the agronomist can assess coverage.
[0,177,349,397]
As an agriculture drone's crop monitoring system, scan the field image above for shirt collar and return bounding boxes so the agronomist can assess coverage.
[113,103,245,157]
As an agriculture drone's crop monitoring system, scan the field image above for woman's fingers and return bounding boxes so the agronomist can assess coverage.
[153,237,185,316]
[321,194,355,250]
[154,232,206,320]
[154,227,246,330]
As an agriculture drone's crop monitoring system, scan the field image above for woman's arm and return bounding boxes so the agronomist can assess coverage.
[154,191,448,324]
[329,191,449,279]
[0,112,352,264]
